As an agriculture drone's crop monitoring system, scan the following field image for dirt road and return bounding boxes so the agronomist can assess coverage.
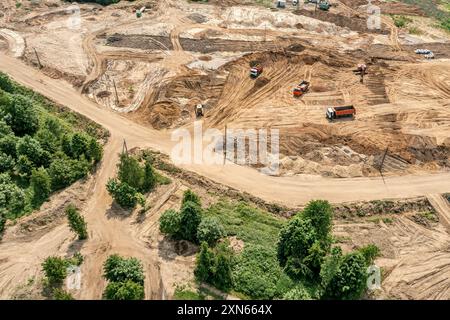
[1,53,449,206]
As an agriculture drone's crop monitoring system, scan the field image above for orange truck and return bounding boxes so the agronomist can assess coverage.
[293,80,310,97]
[326,105,356,120]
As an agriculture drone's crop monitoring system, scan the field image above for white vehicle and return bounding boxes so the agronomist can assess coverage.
[277,0,286,8]
[292,0,298,6]
[415,49,431,54]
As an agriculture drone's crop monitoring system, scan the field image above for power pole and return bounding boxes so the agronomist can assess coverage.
[379,146,389,173]
[122,139,128,155]
[112,79,119,106]
[223,125,227,165]
[33,48,42,69]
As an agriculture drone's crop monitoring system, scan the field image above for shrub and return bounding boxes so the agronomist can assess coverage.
[106,179,139,209]
[103,255,145,285]
[182,189,201,207]
[104,280,144,300]
[159,209,181,237]
[42,256,68,285]
[180,201,202,242]
[66,204,88,240]
[197,217,225,246]
[53,288,74,300]
[0,94,39,136]
[283,285,312,300]
[0,73,14,93]
[194,242,214,283]
[30,167,51,206]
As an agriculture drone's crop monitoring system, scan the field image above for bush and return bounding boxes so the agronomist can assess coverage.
[106,179,139,209]
[182,189,201,207]
[180,201,202,242]
[358,244,380,265]
[104,280,145,300]
[53,288,74,300]
[42,256,68,285]
[283,285,312,300]
[197,217,225,246]
[103,255,145,285]
[142,160,157,192]
[30,167,51,206]
[159,209,181,237]
[66,204,88,240]
[194,242,214,283]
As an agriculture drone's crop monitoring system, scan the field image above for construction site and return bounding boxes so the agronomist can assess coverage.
[0,0,449,301]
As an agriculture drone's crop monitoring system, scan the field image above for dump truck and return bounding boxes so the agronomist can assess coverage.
[326,105,356,120]
[195,104,204,118]
[293,80,310,97]
[250,65,263,78]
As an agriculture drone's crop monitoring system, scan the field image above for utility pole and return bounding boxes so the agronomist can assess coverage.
[122,139,128,155]
[379,146,389,173]
[33,48,42,69]
[112,79,119,106]
[223,125,227,165]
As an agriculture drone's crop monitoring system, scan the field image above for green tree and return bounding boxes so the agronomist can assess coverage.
[117,153,144,191]
[321,251,368,300]
[0,119,12,136]
[0,94,39,136]
[106,179,138,209]
[104,280,144,300]
[0,73,14,93]
[197,217,225,246]
[159,209,181,237]
[71,132,89,159]
[0,153,15,172]
[182,189,201,207]
[0,174,26,215]
[42,256,68,285]
[302,200,333,245]
[141,160,157,192]
[48,157,74,190]
[180,201,202,242]
[0,209,6,234]
[16,155,33,177]
[87,138,102,163]
[277,216,318,279]
[16,135,45,166]
[194,242,214,283]
[66,204,88,240]
[103,255,145,285]
[0,134,18,157]
[212,253,233,291]
[30,167,51,206]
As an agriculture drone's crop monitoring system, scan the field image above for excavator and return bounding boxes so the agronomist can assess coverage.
[293,80,310,97]
[353,64,368,83]
[304,0,330,11]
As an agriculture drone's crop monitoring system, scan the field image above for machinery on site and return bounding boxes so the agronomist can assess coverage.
[304,0,330,10]
[326,105,356,121]
[293,80,310,97]
[195,104,204,118]
[353,64,367,83]
[250,65,263,78]
[277,0,286,8]
[415,48,435,60]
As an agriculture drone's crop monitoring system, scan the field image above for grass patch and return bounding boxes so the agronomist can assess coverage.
[408,26,423,34]
[418,211,439,223]
[173,286,205,300]
[392,15,413,28]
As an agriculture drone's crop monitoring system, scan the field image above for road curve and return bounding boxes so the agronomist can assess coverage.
[1,53,449,206]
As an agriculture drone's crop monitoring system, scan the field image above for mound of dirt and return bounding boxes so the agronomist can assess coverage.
[137,101,182,129]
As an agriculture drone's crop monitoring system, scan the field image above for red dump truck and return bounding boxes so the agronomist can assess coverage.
[293,80,310,97]
[326,105,356,120]
[250,65,263,78]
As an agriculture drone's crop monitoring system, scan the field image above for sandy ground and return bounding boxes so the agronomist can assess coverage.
[0,0,449,300]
